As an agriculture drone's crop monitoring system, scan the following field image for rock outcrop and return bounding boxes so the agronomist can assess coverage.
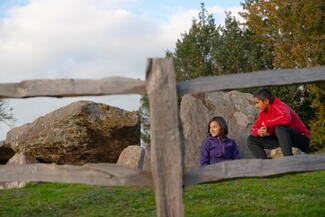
[5,101,140,164]
[117,146,151,171]
[180,91,258,170]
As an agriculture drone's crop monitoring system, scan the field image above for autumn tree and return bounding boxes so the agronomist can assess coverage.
[241,0,325,151]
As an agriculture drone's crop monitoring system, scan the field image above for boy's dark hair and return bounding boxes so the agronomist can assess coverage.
[208,116,228,140]
[253,88,274,103]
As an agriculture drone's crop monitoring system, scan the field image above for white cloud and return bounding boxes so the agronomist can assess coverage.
[159,9,198,47]
[0,0,160,81]
[0,0,243,140]
[0,0,244,82]
[209,5,244,24]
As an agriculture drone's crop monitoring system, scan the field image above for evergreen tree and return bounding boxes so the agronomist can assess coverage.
[139,95,150,148]
[170,3,217,81]
[212,13,273,75]
[169,5,274,81]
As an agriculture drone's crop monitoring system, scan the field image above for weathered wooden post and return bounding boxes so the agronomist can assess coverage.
[146,58,184,217]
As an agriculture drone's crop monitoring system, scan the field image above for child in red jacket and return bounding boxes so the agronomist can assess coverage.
[247,88,310,158]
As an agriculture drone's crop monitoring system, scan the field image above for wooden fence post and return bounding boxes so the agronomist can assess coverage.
[146,58,184,217]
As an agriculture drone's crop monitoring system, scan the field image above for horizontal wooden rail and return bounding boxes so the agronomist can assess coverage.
[0,77,146,98]
[1,154,324,186]
[177,66,325,95]
[0,163,152,186]
[184,153,325,185]
[1,66,324,99]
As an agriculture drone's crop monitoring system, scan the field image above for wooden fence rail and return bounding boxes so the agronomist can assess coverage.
[0,77,146,98]
[0,163,152,186]
[1,65,324,98]
[184,153,325,185]
[1,153,324,186]
[0,58,324,217]
[177,65,325,95]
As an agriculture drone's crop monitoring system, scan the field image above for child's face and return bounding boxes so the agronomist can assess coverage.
[209,121,221,137]
[254,97,269,112]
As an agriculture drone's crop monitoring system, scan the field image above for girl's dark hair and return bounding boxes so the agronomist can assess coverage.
[208,116,228,140]
[253,88,274,103]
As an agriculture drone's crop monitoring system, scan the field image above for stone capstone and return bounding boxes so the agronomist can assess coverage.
[5,101,140,164]
[117,146,151,171]
[0,153,38,190]
[180,91,258,170]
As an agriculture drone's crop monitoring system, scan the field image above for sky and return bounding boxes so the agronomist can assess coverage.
[0,0,243,140]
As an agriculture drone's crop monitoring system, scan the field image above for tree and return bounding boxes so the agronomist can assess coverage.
[212,12,273,75]
[139,95,150,148]
[241,0,324,69]
[0,99,15,128]
[168,3,217,81]
[168,5,274,81]
[241,0,325,151]
[308,83,325,152]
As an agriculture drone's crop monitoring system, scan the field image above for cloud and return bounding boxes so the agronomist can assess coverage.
[0,0,243,82]
[0,0,160,82]
[0,0,244,140]
[159,9,198,46]
[209,5,244,24]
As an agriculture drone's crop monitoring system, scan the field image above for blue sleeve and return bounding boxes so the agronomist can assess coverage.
[200,139,210,167]
[232,140,240,160]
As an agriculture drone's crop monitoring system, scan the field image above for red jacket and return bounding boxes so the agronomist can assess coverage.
[252,97,310,138]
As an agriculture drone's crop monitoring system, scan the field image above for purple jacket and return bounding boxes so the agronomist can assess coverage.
[200,136,240,167]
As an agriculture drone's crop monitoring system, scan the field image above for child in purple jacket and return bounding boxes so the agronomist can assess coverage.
[200,116,240,167]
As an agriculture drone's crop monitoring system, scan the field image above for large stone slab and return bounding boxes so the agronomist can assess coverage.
[117,145,151,171]
[5,101,140,164]
[180,91,257,170]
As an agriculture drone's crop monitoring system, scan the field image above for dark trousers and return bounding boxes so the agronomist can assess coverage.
[247,125,310,159]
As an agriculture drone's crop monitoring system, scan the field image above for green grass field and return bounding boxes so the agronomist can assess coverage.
[0,171,324,217]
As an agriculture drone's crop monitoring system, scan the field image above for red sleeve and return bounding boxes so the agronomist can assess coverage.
[251,113,263,136]
[264,103,291,127]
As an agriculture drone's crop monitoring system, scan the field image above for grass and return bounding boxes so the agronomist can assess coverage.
[0,171,324,217]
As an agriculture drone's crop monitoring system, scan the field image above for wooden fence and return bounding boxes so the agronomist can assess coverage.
[1,58,325,217]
